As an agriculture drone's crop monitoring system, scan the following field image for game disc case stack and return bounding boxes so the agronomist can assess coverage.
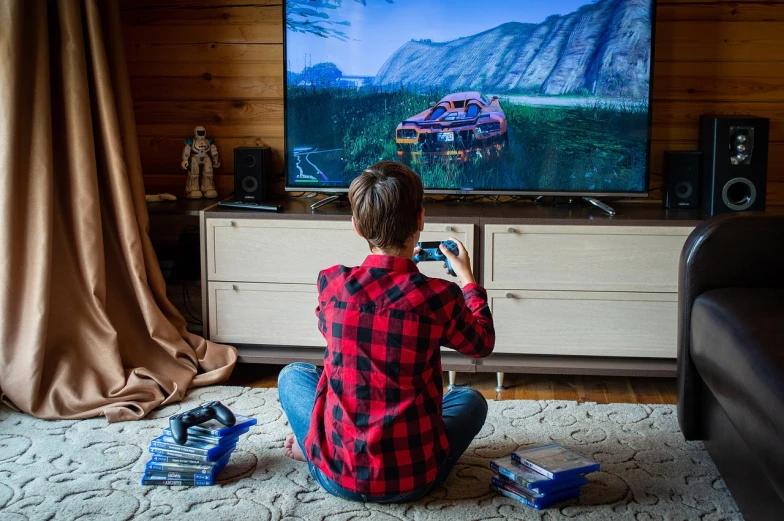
[489,444,600,509]
[141,414,257,486]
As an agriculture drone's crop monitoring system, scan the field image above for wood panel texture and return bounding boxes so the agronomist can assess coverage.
[120,0,784,204]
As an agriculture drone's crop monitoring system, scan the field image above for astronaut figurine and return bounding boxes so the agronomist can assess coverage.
[181,126,220,199]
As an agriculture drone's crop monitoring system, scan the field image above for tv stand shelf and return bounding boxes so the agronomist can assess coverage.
[200,198,703,377]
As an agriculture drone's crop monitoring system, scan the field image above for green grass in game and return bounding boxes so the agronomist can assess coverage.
[286,86,649,192]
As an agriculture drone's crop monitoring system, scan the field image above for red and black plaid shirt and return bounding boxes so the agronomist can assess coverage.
[303,254,495,496]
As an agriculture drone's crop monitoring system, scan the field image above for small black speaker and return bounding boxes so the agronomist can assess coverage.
[699,115,769,216]
[664,151,702,209]
[233,146,270,202]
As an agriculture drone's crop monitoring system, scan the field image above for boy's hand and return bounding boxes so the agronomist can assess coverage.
[440,238,475,286]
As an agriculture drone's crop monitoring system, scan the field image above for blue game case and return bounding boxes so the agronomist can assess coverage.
[144,453,230,485]
[146,451,231,475]
[491,476,580,509]
[490,458,589,494]
[140,477,212,487]
[161,425,250,446]
[148,441,236,463]
[188,414,257,437]
[150,453,225,466]
[511,444,600,481]
[150,435,230,458]
[490,458,551,489]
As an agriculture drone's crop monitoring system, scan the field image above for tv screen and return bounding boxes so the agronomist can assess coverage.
[284,0,654,195]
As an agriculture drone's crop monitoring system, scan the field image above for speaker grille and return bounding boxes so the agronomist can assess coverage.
[234,146,270,202]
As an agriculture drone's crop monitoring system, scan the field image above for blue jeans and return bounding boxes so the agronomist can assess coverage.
[277,362,488,503]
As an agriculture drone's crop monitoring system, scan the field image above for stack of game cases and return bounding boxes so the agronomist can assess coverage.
[141,414,257,486]
[489,443,600,509]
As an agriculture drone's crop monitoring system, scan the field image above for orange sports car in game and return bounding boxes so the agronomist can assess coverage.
[395,91,508,163]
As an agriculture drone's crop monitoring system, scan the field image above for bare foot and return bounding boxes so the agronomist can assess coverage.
[284,433,306,462]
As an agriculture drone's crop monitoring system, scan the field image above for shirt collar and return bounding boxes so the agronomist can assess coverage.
[361,254,419,273]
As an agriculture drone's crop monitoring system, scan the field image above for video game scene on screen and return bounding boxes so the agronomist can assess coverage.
[285,0,653,194]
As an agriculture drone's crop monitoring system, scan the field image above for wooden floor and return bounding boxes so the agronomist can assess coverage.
[226,363,677,404]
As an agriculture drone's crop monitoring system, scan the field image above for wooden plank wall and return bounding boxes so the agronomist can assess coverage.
[120,0,784,204]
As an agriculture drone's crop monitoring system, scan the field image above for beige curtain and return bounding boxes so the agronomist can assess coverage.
[0,0,237,422]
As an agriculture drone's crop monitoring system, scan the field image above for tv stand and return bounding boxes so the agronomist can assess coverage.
[582,197,616,216]
[200,199,706,379]
[310,194,347,212]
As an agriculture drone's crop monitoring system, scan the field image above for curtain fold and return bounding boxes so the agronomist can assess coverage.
[0,0,237,422]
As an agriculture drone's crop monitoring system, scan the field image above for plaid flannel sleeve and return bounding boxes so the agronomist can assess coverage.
[315,270,328,339]
[440,282,495,358]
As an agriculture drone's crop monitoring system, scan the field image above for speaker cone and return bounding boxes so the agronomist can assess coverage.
[722,178,756,211]
[241,176,258,193]
[675,181,693,199]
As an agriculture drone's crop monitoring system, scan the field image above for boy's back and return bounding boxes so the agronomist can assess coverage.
[305,254,493,495]
[278,161,494,502]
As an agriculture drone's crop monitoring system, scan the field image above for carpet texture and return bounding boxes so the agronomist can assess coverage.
[0,386,740,520]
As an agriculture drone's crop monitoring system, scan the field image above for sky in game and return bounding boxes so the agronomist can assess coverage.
[287,0,595,76]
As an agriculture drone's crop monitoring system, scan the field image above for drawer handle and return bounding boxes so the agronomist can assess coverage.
[230,221,236,227]
[505,292,516,299]
[231,284,238,291]
[507,227,516,234]
[445,225,453,232]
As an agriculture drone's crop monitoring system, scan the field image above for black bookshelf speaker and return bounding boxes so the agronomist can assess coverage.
[699,115,769,216]
[663,151,702,209]
[234,146,270,202]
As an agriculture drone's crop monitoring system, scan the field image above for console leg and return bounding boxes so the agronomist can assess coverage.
[310,195,342,211]
[582,197,616,216]
[448,371,456,390]
[495,372,505,392]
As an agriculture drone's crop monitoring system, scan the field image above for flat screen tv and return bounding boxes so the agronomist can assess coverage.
[284,0,655,196]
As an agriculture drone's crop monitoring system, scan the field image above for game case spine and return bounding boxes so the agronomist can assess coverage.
[493,476,545,501]
[150,436,214,456]
[162,426,249,445]
[150,454,220,466]
[492,477,580,509]
[146,461,215,473]
[141,477,212,487]
[145,452,231,475]
[489,459,549,489]
[490,484,541,510]
[144,470,215,483]
[150,436,229,458]
[148,443,235,463]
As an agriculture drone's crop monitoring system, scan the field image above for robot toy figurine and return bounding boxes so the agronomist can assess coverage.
[181,126,220,199]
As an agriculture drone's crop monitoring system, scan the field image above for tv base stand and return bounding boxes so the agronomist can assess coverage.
[582,197,616,216]
[310,194,347,212]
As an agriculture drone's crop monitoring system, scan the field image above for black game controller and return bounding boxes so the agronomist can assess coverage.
[169,401,236,445]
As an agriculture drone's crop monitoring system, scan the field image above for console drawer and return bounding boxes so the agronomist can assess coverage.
[484,225,692,292]
[206,219,365,284]
[208,282,324,346]
[488,290,677,358]
[206,218,474,283]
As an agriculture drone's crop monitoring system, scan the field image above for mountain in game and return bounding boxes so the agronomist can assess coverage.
[373,0,651,98]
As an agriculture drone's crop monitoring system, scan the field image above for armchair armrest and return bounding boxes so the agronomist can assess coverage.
[677,213,784,438]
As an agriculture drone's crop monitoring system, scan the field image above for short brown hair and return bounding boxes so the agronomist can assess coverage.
[348,161,424,251]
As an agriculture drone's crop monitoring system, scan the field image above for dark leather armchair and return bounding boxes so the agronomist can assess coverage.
[678,213,784,520]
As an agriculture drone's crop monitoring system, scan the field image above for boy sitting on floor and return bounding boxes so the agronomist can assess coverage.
[278,161,495,502]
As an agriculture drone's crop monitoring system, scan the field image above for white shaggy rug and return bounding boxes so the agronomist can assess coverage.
[0,386,740,520]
